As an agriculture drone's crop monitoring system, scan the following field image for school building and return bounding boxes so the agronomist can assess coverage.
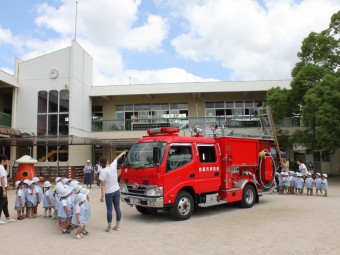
[0,41,339,178]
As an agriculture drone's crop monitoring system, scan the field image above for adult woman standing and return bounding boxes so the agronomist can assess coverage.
[0,154,16,224]
[83,160,94,189]
[99,150,127,232]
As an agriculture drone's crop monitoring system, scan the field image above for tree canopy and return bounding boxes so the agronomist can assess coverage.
[265,10,340,152]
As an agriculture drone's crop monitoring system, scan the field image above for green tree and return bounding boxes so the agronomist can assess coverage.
[266,10,340,152]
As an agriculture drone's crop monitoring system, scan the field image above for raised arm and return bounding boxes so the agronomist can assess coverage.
[114,150,127,162]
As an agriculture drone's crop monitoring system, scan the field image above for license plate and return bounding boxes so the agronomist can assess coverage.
[129,197,139,205]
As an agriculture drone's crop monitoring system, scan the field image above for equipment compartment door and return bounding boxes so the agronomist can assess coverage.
[197,144,221,193]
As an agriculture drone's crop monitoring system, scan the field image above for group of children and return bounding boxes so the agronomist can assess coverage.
[14,176,91,239]
[277,171,328,197]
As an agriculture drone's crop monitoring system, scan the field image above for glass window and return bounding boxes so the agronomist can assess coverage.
[215,102,224,108]
[58,145,69,162]
[198,145,217,163]
[49,90,58,113]
[37,115,47,136]
[235,101,244,108]
[178,103,188,109]
[38,91,48,113]
[37,146,47,162]
[206,109,216,117]
[117,112,124,120]
[166,145,192,172]
[59,90,69,112]
[116,105,124,111]
[59,114,69,135]
[216,109,225,116]
[226,101,234,108]
[161,103,169,110]
[48,115,58,135]
[245,101,254,107]
[321,151,329,162]
[134,104,143,110]
[205,102,214,108]
[170,103,179,109]
[151,104,161,110]
[233,108,243,115]
[125,104,133,111]
[47,146,57,162]
[225,109,233,116]
[143,104,151,110]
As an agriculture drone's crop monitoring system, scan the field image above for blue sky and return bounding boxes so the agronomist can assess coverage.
[0,0,339,85]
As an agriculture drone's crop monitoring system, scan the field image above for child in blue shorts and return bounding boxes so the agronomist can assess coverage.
[314,173,322,196]
[321,174,328,197]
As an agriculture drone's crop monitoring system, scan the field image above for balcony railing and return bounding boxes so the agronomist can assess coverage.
[0,112,11,128]
[92,115,262,132]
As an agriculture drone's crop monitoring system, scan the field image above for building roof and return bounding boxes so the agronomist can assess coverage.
[0,69,18,88]
[90,80,291,97]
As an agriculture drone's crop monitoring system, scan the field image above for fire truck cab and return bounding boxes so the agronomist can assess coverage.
[120,108,278,220]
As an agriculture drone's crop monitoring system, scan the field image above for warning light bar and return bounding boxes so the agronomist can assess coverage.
[147,127,180,135]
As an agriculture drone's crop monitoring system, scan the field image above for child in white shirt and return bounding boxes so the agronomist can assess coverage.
[14,181,25,220]
[43,181,54,218]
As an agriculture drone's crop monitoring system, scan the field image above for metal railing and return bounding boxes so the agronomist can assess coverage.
[0,112,11,128]
[92,115,262,132]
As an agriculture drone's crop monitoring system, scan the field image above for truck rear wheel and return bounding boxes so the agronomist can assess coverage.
[171,191,194,221]
[239,185,256,208]
[135,206,153,214]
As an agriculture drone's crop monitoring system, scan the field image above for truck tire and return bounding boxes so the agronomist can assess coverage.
[135,206,153,214]
[239,185,256,208]
[171,191,194,221]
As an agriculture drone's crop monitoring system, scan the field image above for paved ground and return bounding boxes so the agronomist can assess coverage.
[1,177,340,255]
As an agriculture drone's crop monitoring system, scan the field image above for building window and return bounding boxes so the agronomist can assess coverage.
[321,151,329,162]
[116,103,188,130]
[37,90,69,162]
[205,100,262,127]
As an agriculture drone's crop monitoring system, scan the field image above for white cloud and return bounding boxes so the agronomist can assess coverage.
[122,15,169,52]
[0,26,22,49]
[170,0,340,80]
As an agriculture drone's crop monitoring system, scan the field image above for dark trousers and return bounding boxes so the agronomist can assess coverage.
[105,190,121,224]
[0,187,9,218]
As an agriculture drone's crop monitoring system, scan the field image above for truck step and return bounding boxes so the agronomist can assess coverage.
[198,199,227,208]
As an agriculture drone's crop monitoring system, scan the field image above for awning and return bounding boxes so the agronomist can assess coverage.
[0,135,137,147]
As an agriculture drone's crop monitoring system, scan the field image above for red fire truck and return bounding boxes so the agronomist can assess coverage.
[120,107,279,220]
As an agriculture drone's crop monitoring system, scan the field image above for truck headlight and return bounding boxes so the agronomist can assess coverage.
[120,184,128,193]
[145,187,163,196]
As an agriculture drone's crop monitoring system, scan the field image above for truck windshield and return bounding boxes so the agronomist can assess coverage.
[125,142,167,169]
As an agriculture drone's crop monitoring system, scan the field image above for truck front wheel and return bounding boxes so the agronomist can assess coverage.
[171,191,194,221]
[239,185,256,208]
